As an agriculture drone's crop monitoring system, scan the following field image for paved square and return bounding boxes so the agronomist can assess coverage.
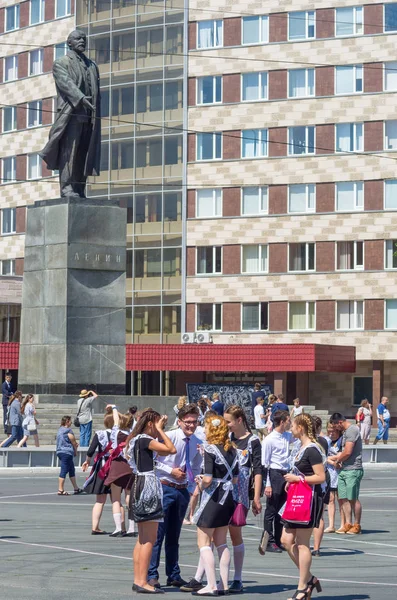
[0,467,396,599]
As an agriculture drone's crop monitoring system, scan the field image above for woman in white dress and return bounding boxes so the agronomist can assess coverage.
[17,394,39,448]
[357,399,372,444]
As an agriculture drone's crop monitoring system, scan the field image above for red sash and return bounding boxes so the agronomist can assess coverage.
[98,442,126,481]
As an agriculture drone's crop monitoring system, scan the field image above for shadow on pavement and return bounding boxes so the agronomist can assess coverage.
[245,583,296,594]
[0,536,20,539]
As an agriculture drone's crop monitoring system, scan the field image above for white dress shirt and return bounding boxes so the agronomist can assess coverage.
[155,427,203,492]
[262,430,294,486]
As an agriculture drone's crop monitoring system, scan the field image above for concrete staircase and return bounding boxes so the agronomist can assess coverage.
[30,404,105,445]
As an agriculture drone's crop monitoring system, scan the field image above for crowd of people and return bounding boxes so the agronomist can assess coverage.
[46,388,367,598]
[0,375,387,596]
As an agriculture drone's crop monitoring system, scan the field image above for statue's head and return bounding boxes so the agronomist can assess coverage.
[67,29,87,55]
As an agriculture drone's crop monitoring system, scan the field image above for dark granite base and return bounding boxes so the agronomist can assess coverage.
[21,383,126,395]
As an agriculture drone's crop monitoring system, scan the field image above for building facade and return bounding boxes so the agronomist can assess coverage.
[1,1,397,415]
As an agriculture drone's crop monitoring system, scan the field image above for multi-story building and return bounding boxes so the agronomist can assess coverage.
[1,1,397,417]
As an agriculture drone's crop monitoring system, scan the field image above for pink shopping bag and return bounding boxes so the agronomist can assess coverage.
[280,480,313,525]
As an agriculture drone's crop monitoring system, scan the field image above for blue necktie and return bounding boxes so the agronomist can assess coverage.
[184,437,195,485]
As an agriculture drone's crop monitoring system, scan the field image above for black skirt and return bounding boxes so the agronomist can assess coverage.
[84,458,111,495]
[282,485,324,530]
[196,487,236,529]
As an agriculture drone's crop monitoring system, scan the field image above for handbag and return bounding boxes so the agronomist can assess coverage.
[279,479,314,525]
[130,439,164,523]
[74,400,83,428]
[27,420,36,432]
[229,502,248,527]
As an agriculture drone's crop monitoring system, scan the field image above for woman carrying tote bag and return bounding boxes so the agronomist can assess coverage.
[280,414,326,600]
[126,410,176,594]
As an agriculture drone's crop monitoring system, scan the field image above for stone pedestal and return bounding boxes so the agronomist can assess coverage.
[18,197,127,395]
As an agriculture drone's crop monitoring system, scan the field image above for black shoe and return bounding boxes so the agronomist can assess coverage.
[166,578,188,588]
[109,530,126,537]
[147,580,161,590]
[132,584,164,594]
[266,543,282,553]
[192,592,219,597]
[311,550,321,557]
[124,532,138,537]
[180,579,204,592]
[229,580,244,594]
[91,530,108,535]
[217,591,230,596]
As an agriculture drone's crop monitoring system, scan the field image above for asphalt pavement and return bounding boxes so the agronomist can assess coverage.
[0,466,396,599]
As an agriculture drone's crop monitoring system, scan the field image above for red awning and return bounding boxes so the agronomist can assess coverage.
[126,343,355,373]
[0,342,355,373]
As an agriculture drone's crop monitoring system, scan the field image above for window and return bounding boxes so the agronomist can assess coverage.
[242,129,268,158]
[29,49,43,76]
[27,100,42,127]
[54,43,68,59]
[288,126,315,155]
[288,69,315,98]
[27,154,42,180]
[385,3,397,32]
[242,245,268,273]
[56,0,71,18]
[197,20,223,49]
[1,208,16,234]
[4,56,18,82]
[385,240,397,269]
[288,184,315,213]
[1,158,16,185]
[385,180,397,209]
[336,241,364,270]
[3,106,16,132]
[386,299,397,328]
[385,120,397,150]
[242,16,269,44]
[336,123,363,152]
[335,7,363,36]
[6,5,20,32]
[196,247,222,275]
[197,76,222,105]
[336,300,364,330]
[241,186,268,215]
[288,11,315,40]
[335,65,363,94]
[384,61,397,91]
[197,304,222,331]
[289,302,315,331]
[336,181,363,211]
[0,260,15,276]
[196,189,222,218]
[242,72,268,101]
[242,302,269,331]
[289,243,315,272]
[197,133,222,161]
[30,0,45,24]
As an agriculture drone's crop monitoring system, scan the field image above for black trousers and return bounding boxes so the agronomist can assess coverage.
[2,404,8,434]
[263,469,287,546]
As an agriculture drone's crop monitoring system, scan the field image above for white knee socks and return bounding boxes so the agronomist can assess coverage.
[216,544,231,592]
[127,519,135,534]
[233,543,245,582]
[112,512,122,533]
[197,546,217,594]
[195,542,213,582]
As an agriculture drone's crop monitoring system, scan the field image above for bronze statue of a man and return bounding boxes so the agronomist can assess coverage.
[40,29,101,198]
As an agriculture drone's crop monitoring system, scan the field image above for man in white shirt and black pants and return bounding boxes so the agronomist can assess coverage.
[148,404,203,589]
[261,410,293,553]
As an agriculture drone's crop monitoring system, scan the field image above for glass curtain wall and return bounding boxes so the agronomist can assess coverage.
[77,0,185,390]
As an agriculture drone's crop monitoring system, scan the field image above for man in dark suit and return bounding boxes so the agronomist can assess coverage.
[40,29,101,198]
[2,374,14,433]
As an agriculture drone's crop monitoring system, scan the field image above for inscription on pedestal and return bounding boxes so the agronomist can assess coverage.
[68,243,126,271]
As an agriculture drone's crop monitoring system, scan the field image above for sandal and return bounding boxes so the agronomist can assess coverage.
[57,490,69,495]
[307,576,322,594]
[74,488,83,495]
[288,589,310,600]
